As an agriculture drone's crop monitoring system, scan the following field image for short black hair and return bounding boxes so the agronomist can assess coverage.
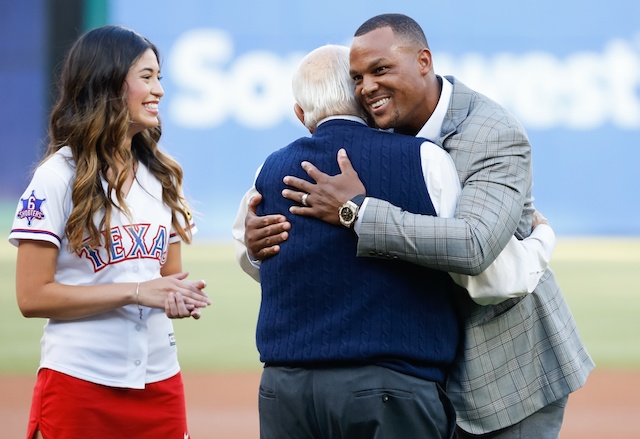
[354,13,429,48]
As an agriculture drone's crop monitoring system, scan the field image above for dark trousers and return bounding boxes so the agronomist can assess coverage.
[259,365,456,439]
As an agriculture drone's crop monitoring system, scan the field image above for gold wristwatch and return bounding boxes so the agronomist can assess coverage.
[338,194,366,228]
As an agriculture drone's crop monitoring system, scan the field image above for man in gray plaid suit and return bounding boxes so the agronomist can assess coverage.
[242,13,594,439]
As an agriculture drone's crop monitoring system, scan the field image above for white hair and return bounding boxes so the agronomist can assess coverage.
[292,44,365,130]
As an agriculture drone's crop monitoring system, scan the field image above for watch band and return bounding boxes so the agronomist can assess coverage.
[350,194,366,207]
[338,194,366,228]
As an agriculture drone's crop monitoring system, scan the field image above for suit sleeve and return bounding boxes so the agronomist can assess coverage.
[232,185,261,283]
[449,224,555,305]
[356,124,532,276]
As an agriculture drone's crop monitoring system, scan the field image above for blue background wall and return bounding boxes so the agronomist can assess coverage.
[2,1,639,238]
[0,0,48,197]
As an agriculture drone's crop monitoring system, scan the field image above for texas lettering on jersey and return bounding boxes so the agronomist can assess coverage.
[79,223,168,272]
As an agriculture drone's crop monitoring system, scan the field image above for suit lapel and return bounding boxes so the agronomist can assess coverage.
[436,76,472,149]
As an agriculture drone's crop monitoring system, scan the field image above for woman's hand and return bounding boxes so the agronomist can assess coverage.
[133,273,210,319]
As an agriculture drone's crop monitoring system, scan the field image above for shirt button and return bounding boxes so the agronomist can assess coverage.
[135,324,142,331]
[135,360,141,366]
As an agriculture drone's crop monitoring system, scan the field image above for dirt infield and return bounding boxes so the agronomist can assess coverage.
[2,369,639,438]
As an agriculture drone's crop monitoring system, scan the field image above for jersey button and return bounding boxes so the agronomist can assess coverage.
[135,360,141,366]
[135,324,142,331]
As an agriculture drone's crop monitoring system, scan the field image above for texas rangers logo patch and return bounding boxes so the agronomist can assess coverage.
[17,190,46,226]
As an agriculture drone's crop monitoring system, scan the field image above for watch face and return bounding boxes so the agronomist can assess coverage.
[342,208,354,221]
[340,205,355,226]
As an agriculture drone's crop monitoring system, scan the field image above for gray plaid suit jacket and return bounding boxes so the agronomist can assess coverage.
[356,76,594,434]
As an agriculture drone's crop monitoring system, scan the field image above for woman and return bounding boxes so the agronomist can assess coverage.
[9,25,210,438]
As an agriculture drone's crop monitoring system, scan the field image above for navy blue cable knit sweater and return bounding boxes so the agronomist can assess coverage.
[255,119,460,383]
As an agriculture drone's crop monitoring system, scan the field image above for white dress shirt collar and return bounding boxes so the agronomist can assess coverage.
[416,76,452,140]
[317,115,368,127]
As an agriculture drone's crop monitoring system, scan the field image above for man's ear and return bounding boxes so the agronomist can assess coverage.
[417,48,433,75]
[294,103,305,125]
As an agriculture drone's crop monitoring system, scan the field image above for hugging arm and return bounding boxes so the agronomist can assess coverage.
[283,129,533,276]
[452,212,555,305]
[232,185,291,282]
[356,127,532,275]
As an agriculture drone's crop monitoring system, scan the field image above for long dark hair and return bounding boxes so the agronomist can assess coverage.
[45,25,192,251]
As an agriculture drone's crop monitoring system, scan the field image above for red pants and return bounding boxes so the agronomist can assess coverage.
[27,368,190,439]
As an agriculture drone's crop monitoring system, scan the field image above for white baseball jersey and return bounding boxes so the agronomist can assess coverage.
[9,146,196,389]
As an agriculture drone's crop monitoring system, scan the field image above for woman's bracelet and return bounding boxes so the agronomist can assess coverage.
[135,282,143,320]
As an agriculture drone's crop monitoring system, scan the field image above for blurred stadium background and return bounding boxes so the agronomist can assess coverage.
[2,0,640,377]
[0,0,640,372]
[2,0,639,239]
[1,2,639,437]
[2,0,640,380]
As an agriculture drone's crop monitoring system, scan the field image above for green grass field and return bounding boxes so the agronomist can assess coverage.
[0,238,638,375]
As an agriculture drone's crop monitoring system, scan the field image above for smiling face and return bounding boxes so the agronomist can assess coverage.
[124,48,164,139]
[349,26,436,136]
